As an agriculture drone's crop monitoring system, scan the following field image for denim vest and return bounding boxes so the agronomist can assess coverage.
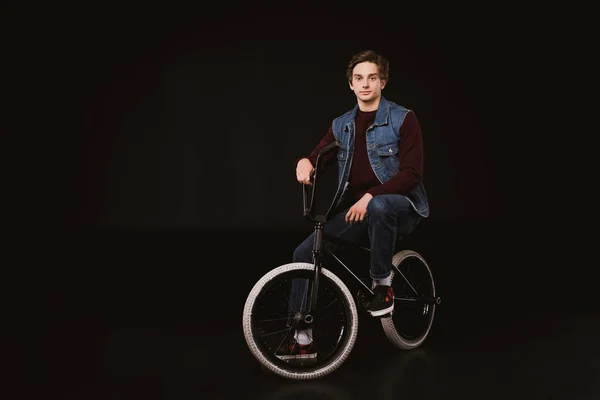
[330,96,429,218]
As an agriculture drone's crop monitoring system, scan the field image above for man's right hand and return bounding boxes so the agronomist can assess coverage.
[296,158,314,185]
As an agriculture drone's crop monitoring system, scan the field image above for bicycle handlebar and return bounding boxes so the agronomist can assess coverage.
[302,140,341,221]
[318,139,342,156]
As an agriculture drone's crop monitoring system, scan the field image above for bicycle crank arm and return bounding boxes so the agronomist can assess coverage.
[396,296,441,305]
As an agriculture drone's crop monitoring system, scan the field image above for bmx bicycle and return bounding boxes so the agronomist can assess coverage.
[242,140,441,380]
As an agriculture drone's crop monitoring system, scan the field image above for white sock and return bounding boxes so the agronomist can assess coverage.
[294,328,313,345]
[372,275,392,288]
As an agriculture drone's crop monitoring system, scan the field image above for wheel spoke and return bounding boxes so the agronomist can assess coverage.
[261,326,293,337]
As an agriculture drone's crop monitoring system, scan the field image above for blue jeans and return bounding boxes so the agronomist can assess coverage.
[288,194,422,316]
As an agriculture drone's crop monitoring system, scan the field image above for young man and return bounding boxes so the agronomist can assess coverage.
[276,50,429,360]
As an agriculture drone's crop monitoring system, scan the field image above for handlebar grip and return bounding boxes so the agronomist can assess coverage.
[318,140,341,155]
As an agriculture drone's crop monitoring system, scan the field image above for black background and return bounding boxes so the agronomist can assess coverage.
[7,4,538,231]
[3,3,589,394]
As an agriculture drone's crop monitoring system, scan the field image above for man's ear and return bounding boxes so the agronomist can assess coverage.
[381,80,387,89]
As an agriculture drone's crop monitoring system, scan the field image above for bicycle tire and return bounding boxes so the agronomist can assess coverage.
[380,250,436,349]
[242,262,359,380]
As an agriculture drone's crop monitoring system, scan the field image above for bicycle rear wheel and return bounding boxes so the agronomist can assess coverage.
[380,250,437,349]
[242,262,358,380]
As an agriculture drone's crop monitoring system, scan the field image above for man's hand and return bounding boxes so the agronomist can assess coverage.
[296,158,314,185]
[345,193,373,224]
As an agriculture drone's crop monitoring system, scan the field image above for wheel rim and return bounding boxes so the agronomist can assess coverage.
[250,269,354,372]
[389,253,435,341]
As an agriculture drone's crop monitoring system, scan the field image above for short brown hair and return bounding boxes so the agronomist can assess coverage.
[346,50,389,83]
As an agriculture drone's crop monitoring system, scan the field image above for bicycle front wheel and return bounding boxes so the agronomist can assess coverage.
[242,262,358,380]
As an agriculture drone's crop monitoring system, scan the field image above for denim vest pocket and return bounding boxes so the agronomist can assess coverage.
[376,141,399,174]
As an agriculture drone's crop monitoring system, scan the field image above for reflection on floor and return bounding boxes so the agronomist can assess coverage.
[18,310,600,399]
[11,222,599,399]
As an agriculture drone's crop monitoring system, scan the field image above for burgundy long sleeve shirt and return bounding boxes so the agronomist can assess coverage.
[298,109,424,202]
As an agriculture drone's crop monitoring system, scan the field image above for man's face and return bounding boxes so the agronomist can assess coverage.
[349,61,386,104]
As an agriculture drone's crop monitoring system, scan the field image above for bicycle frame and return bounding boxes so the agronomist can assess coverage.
[301,141,439,319]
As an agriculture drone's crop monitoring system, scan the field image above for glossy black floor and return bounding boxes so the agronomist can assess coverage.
[11,221,599,399]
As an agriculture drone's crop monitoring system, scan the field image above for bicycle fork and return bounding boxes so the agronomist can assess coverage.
[294,220,326,328]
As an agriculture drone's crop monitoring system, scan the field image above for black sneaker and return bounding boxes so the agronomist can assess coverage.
[275,341,317,360]
[368,285,394,317]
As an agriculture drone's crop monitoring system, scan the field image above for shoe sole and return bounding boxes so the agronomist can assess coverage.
[275,353,317,360]
[368,304,394,317]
